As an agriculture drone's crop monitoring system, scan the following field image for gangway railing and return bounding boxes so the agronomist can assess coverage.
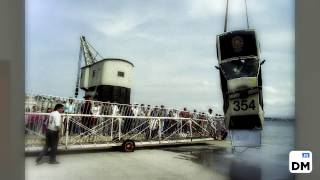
[25,113,225,152]
[25,93,226,152]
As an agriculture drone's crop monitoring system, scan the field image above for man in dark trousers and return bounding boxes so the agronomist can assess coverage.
[36,104,64,164]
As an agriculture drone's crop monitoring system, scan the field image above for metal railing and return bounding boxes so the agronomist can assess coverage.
[25,93,226,151]
[25,93,224,118]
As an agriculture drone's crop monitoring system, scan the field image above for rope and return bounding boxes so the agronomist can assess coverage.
[245,0,250,29]
[224,0,229,32]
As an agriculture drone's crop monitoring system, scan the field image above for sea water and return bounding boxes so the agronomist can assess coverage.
[164,119,295,180]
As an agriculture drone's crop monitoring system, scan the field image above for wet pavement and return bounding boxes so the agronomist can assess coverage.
[25,120,294,180]
[25,146,227,180]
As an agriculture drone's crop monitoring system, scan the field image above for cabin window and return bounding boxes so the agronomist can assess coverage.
[118,71,125,77]
[92,70,96,78]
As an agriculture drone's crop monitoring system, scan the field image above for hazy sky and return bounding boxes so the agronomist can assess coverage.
[26,0,294,118]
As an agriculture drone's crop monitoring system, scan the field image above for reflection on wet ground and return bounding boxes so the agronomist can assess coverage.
[162,120,295,180]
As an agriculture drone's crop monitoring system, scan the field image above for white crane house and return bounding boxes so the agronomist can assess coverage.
[76,36,134,104]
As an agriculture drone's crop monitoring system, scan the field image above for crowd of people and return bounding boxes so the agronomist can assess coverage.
[25,94,227,140]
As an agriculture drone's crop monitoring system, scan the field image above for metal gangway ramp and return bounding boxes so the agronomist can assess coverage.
[25,93,225,152]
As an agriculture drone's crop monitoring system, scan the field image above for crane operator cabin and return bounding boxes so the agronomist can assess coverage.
[77,36,134,104]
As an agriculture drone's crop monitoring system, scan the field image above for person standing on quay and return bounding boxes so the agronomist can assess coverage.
[36,104,64,164]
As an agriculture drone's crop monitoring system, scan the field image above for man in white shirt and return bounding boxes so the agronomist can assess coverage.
[64,98,76,135]
[92,102,102,116]
[36,104,64,164]
[206,108,218,138]
[131,104,140,116]
[64,98,75,114]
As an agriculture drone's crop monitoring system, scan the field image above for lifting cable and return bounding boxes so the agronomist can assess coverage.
[86,41,104,61]
[244,0,250,29]
[224,0,250,32]
[223,0,229,32]
[74,44,83,98]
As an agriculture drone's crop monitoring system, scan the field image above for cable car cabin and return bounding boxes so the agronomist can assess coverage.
[216,29,264,130]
